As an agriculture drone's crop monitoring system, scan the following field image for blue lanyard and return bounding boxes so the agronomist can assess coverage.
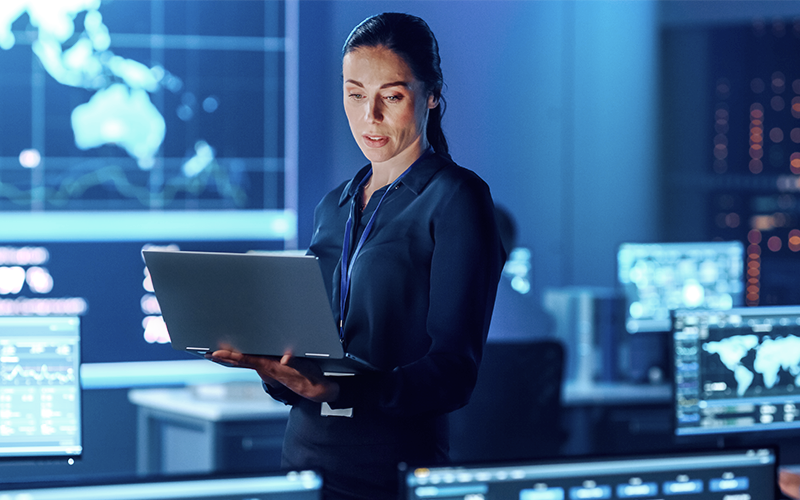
[338,149,432,339]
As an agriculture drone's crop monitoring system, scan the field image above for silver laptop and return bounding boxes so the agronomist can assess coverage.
[142,249,375,374]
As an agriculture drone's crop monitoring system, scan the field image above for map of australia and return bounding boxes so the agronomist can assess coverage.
[1,0,167,169]
[704,335,800,396]
[0,0,291,243]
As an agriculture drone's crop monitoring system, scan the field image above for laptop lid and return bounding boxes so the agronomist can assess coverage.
[142,250,371,373]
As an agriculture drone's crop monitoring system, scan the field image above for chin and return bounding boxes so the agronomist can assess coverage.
[359,147,392,165]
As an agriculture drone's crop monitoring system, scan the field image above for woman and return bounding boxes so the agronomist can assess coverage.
[210,13,504,499]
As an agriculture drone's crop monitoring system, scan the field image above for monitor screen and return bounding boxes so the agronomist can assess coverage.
[0,0,296,372]
[0,0,294,240]
[0,316,81,458]
[403,448,776,500]
[674,305,800,437]
[0,0,299,376]
[617,241,745,333]
[0,470,322,500]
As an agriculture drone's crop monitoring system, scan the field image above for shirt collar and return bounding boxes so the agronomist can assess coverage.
[337,151,451,207]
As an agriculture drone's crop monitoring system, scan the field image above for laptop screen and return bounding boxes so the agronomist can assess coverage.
[402,448,776,499]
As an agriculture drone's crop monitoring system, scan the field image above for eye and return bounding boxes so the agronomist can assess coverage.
[385,95,403,102]
[348,93,364,100]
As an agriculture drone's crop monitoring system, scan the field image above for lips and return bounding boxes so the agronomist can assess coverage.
[363,134,389,148]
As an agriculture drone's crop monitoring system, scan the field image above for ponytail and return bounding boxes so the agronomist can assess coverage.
[427,96,448,156]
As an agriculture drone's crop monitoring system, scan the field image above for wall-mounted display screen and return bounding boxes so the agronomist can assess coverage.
[0,1,297,372]
[0,0,295,243]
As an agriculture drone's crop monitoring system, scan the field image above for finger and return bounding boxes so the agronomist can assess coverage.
[217,342,237,352]
[210,348,238,359]
[235,353,286,372]
[207,349,253,368]
[231,353,261,368]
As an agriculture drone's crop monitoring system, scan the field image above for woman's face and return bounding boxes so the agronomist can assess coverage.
[342,46,437,169]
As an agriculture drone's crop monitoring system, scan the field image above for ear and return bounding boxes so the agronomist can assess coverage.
[427,93,439,110]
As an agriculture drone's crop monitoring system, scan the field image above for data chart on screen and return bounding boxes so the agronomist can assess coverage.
[0,316,81,458]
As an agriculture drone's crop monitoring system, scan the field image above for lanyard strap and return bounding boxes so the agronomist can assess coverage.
[338,148,432,339]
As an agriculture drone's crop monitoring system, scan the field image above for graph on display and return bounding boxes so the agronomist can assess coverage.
[0,0,296,242]
[2,364,76,385]
[0,317,82,457]
[674,306,800,436]
[1,345,77,385]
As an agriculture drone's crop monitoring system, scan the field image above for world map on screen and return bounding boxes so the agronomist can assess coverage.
[704,334,800,396]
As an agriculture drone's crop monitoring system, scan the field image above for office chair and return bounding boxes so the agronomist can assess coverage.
[448,339,566,463]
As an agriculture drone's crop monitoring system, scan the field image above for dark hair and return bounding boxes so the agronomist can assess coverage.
[343,12,448,156]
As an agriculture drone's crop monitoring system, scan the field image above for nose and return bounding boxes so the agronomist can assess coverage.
[366,96,383,123]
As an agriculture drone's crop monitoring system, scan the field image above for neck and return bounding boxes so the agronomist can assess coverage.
[370,139,429,188]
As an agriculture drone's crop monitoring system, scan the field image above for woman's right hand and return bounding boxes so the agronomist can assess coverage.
[780,469,800,499]
[207,347,340,403]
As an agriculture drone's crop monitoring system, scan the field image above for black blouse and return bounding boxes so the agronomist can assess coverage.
[271,151,504,499]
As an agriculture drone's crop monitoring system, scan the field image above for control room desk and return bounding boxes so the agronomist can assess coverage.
[129,381,674,474]
[128,385,290,476]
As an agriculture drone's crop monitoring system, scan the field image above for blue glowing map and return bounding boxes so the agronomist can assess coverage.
[0,0,294,242]
[704,334,800,396]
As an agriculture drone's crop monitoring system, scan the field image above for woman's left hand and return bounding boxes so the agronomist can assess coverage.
[207,347,340,403]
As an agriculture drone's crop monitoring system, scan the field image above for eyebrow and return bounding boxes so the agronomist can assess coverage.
[344,79,411,90]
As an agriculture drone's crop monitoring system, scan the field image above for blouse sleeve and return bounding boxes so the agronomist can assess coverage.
[329,173,504,417]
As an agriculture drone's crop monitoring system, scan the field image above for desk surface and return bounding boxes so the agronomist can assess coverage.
[563,381,672,407]
[128,378,671,423]
[128,385,290,422]
[83,360,262,389]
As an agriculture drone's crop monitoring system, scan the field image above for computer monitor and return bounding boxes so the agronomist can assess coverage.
[0,316,82,459]
[674,305,800,437]
[0,470,322,500]
[617,241,744,333]
[402,447,776,499]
